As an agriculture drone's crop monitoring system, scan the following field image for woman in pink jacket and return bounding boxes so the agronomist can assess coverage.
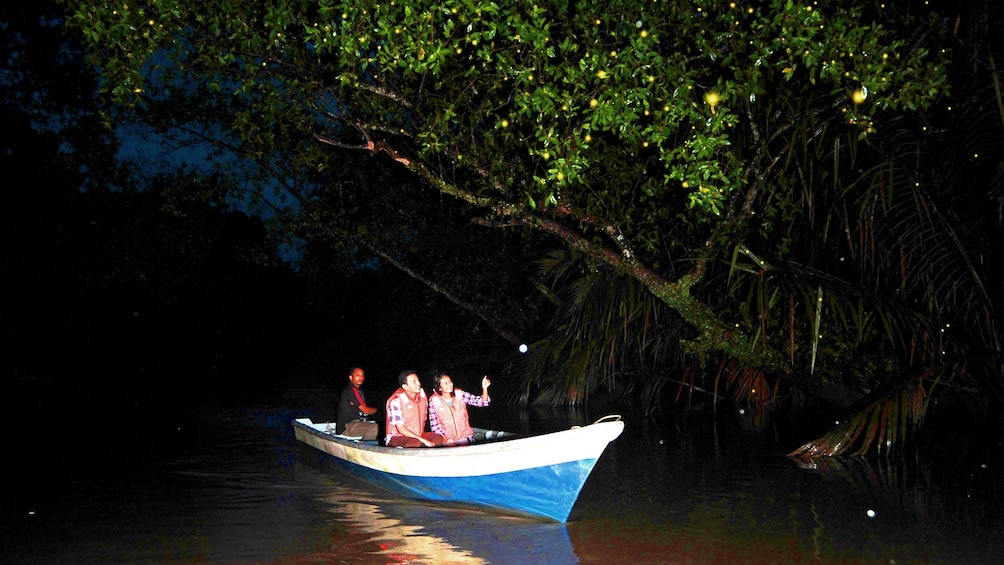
[428,372,491,445]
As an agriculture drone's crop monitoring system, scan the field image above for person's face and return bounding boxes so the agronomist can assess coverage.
[349,368,365,388]
[402,373,422,394]
[438,375,454,394]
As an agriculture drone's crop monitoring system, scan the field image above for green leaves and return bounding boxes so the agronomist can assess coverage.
[59,0,984,453]
[62,0,949,232]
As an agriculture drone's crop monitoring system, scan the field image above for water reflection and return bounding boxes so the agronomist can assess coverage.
[303,462,578,564]
[7,400,1001,564]
[320,485,485,564]
[567,410,1004,565]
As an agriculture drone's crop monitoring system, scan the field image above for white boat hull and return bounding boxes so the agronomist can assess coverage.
[292,417,624,521]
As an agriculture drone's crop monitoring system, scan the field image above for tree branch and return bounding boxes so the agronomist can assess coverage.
[364,243,522,345]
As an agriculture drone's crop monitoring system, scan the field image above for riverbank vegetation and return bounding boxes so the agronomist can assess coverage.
[9,1,1001,458]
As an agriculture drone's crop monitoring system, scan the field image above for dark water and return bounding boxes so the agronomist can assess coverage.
[5,391,1002,564]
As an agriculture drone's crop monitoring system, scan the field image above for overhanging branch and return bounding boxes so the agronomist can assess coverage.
[364,243,522,346]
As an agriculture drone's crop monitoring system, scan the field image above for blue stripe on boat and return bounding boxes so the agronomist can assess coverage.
[319,449,597,522]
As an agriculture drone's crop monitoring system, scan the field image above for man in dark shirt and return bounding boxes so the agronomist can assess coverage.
[336,366,379,438]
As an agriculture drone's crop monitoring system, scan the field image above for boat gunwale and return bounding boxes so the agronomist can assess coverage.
[292,417,623,458]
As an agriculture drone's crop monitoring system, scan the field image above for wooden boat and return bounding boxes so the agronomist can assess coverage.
[292,415,624,522]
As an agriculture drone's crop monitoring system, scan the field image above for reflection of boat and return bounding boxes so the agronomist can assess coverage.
[292,415,624,522]
[324,488,486,564]
[315,480,578,564]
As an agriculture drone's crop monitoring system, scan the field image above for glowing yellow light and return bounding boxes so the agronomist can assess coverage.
[705,92,720,114]
[851,88,867,104]
[589,98,599,108]
[501,119,509,128]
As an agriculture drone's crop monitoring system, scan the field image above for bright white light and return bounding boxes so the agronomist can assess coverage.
[518,343,528,354]
[866,509,876,518]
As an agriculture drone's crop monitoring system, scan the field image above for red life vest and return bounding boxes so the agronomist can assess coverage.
[385,387,428,440]
[430,390,474,441]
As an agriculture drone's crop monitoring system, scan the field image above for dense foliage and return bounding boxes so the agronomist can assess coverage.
[58,0,1004,457]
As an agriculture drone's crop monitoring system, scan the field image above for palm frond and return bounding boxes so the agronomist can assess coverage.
[511,249,681,408]
[788,366,945,460]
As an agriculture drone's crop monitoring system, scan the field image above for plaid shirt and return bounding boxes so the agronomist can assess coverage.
[429,389,490,437]
[386,394,405,428]
[385,388,428,442]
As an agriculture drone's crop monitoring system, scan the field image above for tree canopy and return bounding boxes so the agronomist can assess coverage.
[60,0,1004,457]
